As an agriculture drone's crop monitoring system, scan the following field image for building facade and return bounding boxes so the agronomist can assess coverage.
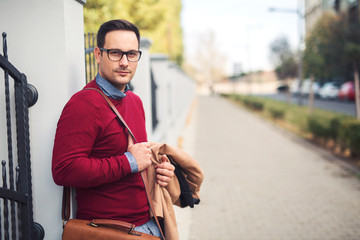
[304,0,358,36]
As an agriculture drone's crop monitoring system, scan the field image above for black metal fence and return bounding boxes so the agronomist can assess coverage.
[0,33,44,240]
[84,33,98,84]
[150,69,159,130]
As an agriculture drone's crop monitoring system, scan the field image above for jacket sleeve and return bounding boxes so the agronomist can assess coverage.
[52,95,132,188]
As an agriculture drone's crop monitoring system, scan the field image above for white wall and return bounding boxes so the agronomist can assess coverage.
[0,1,196,238]
[0,0,85,239]
[132,44,197,146]
[149,54,171,142]
[150,54,196,146]
[132,38,153,138]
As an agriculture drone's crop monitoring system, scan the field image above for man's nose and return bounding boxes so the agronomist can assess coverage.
[119,54,129,66]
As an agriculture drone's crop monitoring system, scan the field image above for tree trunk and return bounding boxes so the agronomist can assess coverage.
[308,75,315,114]
[285,78,291,105]
[354,63,360,120]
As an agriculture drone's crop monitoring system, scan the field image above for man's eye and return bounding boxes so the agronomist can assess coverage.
[109,50,122,56]
[128,51,137,57]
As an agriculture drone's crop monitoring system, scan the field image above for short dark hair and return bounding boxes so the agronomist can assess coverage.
[97,19,140,48]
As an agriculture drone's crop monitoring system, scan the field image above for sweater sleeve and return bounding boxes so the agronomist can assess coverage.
[52,95,132,188]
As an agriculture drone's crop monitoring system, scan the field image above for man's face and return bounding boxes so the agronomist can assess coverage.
[95,30,139,91]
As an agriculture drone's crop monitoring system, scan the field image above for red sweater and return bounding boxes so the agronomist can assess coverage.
[52,80,150,226]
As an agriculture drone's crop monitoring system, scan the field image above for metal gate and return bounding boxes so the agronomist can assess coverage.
[84,32,98,84]
[0,33,44,239]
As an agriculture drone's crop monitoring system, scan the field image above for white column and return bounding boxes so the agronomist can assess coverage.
[0,0,85,238]
[131,38,153,138]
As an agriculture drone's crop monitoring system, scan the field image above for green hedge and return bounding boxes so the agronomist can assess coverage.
[306,114,358,152]
[307,114,344,139]
[222,93,359,156]
[242,98,264,111]
[338,120,360,157]
[307,115,332,140]
[267,106,285,120]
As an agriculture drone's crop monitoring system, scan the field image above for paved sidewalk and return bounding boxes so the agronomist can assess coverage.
[176,95,360,240]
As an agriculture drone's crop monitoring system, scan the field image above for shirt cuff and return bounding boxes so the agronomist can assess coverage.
[124,152,138,173]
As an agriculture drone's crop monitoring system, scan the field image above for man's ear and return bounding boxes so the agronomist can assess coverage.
[94,47,102,64]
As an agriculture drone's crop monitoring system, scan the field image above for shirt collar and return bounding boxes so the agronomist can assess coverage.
[95,73,129,100]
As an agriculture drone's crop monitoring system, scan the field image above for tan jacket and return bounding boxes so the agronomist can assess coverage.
[147,143,204,240]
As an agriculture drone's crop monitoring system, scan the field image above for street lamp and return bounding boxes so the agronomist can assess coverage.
[268,7,299,15]
[269,0,304,105]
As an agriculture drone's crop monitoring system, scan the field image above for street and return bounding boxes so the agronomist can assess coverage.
[261,93,357,116]
[176,95,360,240]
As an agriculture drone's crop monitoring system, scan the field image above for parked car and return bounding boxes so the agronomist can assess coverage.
[312,82,321,98]
[290,79,301,95]
[318,82,340,100]
[290,79,321,97]
[338,81,355,101]
[276,84,289,93]
[300,79,321,97]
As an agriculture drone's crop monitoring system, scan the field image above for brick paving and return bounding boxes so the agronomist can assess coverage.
[176,95,360,240]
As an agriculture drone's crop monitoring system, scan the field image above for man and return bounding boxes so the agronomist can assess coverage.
[52,19,174,238]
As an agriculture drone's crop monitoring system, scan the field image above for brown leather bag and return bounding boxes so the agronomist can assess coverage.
[62,179,162,240]
[62,218,160,240]
[61,88,165,240]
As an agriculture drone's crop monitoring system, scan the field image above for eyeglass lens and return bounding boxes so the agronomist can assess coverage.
[107,49,141,62]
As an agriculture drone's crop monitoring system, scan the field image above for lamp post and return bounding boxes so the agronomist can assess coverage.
[269,0,304,105]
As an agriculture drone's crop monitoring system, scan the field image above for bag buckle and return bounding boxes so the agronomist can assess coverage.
[62,219,67,228]
[89,222,98,227]
[128,227,142,236]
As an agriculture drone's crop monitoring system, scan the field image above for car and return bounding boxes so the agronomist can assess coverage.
[318,82,340,100]
[338,81,355,101]
[290,79,301,95]
[290,79,321,97]
[276,84,289,93]
[312,82,321,98]
[300,79,321,97]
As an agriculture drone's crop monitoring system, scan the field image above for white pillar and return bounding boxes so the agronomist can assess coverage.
[0,0,85,238]
[132,38,153,138]
[150,54,171,142]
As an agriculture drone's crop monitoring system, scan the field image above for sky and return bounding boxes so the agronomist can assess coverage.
[181,0,302,75]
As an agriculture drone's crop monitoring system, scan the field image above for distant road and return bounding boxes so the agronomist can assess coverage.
[259,93,357,117]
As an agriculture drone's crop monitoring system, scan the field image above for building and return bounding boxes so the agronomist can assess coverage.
[304,0,358,36]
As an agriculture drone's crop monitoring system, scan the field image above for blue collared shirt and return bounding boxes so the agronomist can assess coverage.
[95,74,138,173]
[96,73,129,99]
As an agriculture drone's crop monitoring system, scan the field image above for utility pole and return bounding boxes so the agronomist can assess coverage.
[269,0,304,105]
[297,0,304,106]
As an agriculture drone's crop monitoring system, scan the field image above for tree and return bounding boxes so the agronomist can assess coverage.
[83,0,183,65]
[346,41,360,119]
[269,36,297,104]
[270,36,298,80]
[303,9,360,119]
[183,30,227,94]
[303,12,347,82]
[344,4,360,119]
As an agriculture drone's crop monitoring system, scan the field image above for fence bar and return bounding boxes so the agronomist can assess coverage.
[1,32,44,240]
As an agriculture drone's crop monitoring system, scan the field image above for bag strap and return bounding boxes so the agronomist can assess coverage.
[62,187,71,224]
[61,87,166,240]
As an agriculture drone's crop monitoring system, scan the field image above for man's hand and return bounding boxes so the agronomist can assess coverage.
[155,155,175,187]
[127,135,152,172]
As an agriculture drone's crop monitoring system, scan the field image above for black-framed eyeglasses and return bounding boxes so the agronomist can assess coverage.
[100,48,142,62]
